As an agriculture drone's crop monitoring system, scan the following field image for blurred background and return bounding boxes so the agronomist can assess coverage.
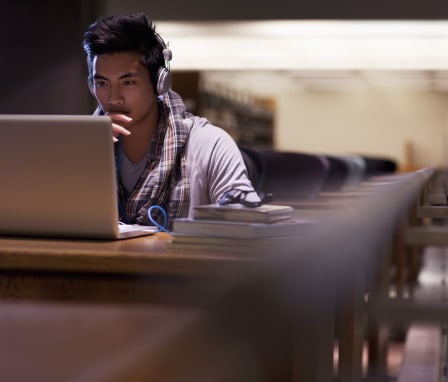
[4,0,448,171]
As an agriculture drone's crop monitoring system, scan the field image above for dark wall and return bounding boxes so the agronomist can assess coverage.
[102,0,448,20]
[0,0,98,114]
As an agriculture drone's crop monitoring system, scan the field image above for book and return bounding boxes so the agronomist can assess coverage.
[192,203,294,223]
[168,234,283,256]
[171,217,319,239]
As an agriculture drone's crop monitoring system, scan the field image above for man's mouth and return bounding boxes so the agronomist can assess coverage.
[106,110,129,115]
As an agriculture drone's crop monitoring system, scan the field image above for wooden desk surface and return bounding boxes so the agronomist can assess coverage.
[424,192,447,206]
[0,233,265,304]
[0,233,261,276]
[0,170,431,305]
[417,205,448,219]
[405,225,448,246]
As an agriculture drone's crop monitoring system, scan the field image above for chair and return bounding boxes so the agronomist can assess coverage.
[338,155,367,188]
[239,146,264,191]
[361,155,397,176]
[321,156,351,192]
[255,149,330,202]
[322,155,367,192]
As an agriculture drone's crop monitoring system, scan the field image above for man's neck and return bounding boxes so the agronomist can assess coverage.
[122,114,158,164]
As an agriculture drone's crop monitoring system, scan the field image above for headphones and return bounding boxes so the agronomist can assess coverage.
[154,31,172,95]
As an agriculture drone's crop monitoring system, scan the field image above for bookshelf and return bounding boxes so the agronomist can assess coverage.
[172,71,275,149]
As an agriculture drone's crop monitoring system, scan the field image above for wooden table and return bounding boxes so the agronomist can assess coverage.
[0,233,264,305]
[0,168,432,382]
[417,205,448,219]
[406,225,448,246]
[0,233,329,382]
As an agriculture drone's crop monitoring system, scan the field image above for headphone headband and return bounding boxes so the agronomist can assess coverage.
[154,31,172,95]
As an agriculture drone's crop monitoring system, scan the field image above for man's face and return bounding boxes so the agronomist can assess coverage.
[91,51,156,129]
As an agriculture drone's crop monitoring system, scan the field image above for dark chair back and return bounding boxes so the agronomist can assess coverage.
[321,156,351,192]
[335,155,367,188]
[239,146,264,191]
[256,150,330,202]
[361,155,397,176]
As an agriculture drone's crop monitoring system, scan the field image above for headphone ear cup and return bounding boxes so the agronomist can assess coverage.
[156,66,171,95]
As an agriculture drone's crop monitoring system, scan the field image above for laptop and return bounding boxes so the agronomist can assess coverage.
[0,114,158,240]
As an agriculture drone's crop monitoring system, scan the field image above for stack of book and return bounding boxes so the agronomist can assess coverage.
[168,203,319,255]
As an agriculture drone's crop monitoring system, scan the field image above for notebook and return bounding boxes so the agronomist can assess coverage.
[0,114,157,240]
[192,202,294,223]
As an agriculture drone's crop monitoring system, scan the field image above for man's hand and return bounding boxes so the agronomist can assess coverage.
[105,113,132,142]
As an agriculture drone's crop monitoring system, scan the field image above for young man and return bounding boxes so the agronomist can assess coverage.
[82,13,260,229]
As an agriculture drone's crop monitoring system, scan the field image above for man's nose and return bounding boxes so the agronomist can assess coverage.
[107,84,124,104]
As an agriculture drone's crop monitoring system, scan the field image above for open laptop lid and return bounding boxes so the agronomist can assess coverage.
[0,114,153,240]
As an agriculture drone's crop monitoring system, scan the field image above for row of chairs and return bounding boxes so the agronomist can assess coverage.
[240,146,397,203]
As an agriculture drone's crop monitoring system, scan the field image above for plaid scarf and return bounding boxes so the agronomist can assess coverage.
[117,90,192,229]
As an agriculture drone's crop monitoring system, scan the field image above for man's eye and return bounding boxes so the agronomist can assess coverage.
[95,81,107,88]
[123,80,136,86]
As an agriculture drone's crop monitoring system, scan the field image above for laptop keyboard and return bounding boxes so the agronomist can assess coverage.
[118,223,158,234]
